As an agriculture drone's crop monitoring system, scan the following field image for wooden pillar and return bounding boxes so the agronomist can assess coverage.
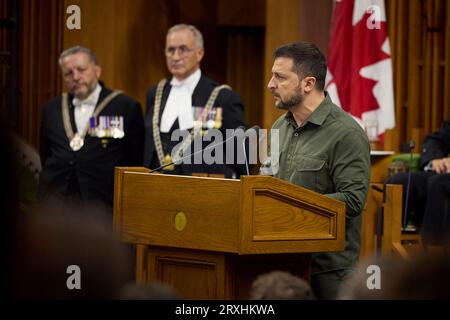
[19,0,64,148]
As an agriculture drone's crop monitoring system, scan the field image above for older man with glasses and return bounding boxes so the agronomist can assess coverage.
[143,24,248,178]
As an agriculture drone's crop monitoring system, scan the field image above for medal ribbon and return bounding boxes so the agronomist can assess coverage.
[152,79,231,166]
[62,90,122,146]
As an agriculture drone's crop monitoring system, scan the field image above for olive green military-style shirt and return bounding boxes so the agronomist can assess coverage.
[264,93,371,274]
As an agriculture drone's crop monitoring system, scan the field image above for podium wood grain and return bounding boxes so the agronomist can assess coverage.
[114,167,346,299]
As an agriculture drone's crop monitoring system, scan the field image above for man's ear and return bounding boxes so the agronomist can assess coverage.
[95,65,102,79]
[196,47,205,63]
[303,76,317,93]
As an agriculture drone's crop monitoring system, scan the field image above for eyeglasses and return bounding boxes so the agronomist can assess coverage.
[164,45,195,57]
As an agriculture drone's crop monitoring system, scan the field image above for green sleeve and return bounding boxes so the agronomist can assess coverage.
[326,130,371,217]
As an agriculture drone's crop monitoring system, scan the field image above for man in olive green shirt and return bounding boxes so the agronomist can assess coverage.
[264,42,371,299]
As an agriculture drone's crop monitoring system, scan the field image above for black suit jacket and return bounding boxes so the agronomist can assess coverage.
[420,119,450,169]
[143,74,248,177]
[39,84,144,205]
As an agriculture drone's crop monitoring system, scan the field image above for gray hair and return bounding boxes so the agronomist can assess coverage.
[167,24,204,49]
[59,46,97,65]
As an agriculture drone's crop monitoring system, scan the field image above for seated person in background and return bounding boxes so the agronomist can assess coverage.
[387,119,450,246]
[250,271,315,300]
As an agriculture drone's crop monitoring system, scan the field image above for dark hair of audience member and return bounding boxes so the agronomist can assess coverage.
[338,253,450,300]
[250,271,315,300]
[10,204,133,299]
[119,281,182,300]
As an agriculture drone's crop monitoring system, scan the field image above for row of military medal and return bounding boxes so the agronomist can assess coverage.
[193,106,222,135]
[70,115,125,151]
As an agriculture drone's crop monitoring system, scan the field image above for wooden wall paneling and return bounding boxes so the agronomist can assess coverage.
[0,0,9,118]
[226,28,264,128]
[387,0,449,151]
[430,0,443,130]
[217,0,265,27]
[263,0,332,130]
[420,0,447,136]
[179,0,225,84]
[297,0,333,56]
[445,0,450,120]
[178,0,216,26]
[406,0,422,143]
[395,0,407,147]
[263,0,301,130]
[60,0,267,130]
[112,0,171,110]
[176,0,267,127]
[63,0,117,89]
[17,1,449,159]
[423,0,433,136]
[63,0,173,111]
[217,0,266,128]
[386,0,408,152]
[19,0,63,148]
[19,0,33,145]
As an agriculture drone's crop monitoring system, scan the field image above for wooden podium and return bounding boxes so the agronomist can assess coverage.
[113,167,345,299]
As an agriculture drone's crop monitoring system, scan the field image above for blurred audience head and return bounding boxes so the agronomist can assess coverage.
[250,270,315,300]
[119,281,181,300]
[9,204,132,299]
[338,252,450,300]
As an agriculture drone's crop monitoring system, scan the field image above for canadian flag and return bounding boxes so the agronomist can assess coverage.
[325,0,395,139]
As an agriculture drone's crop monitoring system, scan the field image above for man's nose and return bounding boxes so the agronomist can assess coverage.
[72,71,81,80]
[172,48,182,60]
[267,77,276,89]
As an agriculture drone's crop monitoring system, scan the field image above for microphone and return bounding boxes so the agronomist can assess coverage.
[241,125,260,176]
[149,127,246,174]
[402,140,415,230]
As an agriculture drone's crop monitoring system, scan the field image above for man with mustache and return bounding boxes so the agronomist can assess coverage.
[264,42,371,299]
[39,46,144,209]
[143,24,247,178]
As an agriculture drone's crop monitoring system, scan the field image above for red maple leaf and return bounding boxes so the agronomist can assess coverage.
[328,0,390,118]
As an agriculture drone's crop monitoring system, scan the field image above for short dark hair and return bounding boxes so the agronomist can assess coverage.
[274,41,327,90]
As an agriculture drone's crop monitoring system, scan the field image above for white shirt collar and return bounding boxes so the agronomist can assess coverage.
[72,83,102,107]
[170,69,201,95]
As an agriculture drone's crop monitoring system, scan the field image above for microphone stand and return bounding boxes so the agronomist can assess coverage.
[402,140,415,231]
[242,137,250,176]
[241,125,260,176]
[149,130,241,174]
